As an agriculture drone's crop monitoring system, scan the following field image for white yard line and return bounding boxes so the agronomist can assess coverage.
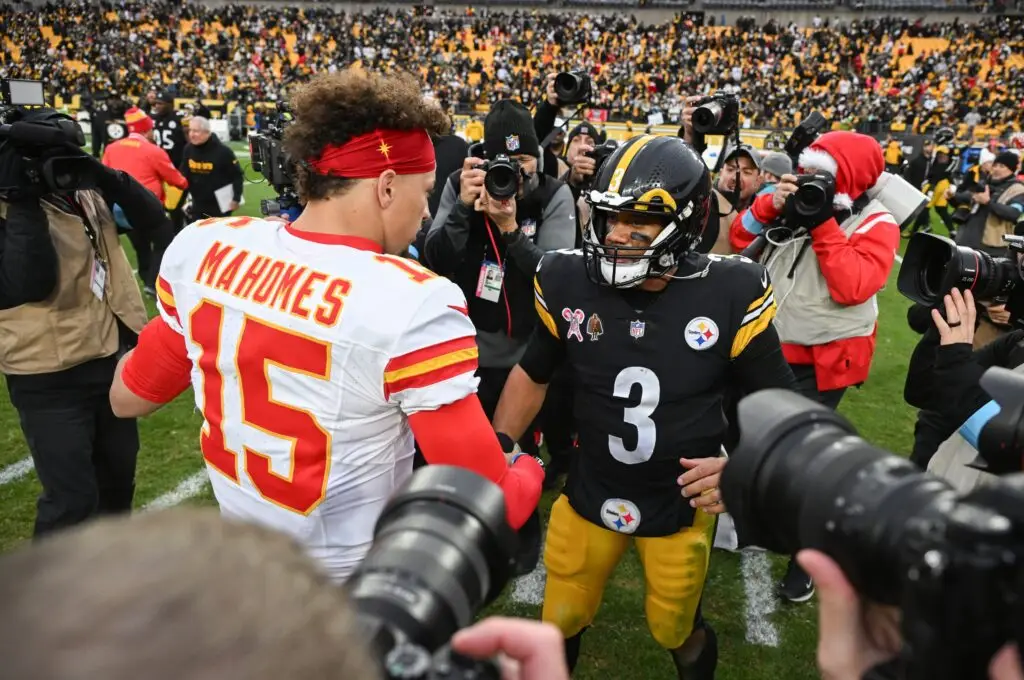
[509,559,547,606]
[0,457,34,486]
[895,253,903,264]
[142,469,209,511]
[741,551,780,647]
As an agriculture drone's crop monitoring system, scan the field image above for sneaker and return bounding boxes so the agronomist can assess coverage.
[777,557,815,603]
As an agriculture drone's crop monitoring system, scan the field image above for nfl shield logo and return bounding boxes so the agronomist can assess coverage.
[630,320,646,339]
[505,134,520,152]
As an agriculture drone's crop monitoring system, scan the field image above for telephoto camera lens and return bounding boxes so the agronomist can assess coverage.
[483,156,520,201]
[348,465,518,659]
[898,233,1021,307]
[721,389,957,605]
[692,101,724,134]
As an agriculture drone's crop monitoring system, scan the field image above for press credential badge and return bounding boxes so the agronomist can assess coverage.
[90,258,107,301]
[476,260,504,303]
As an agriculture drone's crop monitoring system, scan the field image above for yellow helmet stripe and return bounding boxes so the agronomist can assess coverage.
[607,134,657,193]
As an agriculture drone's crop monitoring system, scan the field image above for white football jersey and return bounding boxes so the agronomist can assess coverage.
[155,215,479,581]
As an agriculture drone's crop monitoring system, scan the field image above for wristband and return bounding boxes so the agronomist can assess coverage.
[511,452,544,468]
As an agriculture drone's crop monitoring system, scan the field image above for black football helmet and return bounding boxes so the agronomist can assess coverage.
[583,134,712,288]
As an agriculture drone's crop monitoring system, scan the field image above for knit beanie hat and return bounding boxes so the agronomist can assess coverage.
[484,100,540,159]
[124,106,153,135]
[566,121,600,148]
[798,131,884,209]
[993,150,1020,173]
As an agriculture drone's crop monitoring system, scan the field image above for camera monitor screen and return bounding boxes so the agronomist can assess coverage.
[4,80,45,106]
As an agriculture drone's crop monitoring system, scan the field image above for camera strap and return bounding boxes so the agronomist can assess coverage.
[69,193,106,265]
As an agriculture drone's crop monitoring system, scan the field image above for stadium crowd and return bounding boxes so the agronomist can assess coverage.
[2,1,1024,134]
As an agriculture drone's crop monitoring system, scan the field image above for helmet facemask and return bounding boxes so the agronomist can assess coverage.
[583,192,697,288]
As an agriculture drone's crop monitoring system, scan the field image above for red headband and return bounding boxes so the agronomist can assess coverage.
[307,128,435,178]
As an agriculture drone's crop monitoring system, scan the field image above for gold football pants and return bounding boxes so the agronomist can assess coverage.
[541,494,714,649]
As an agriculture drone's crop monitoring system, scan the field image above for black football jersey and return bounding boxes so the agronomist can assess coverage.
[534,249,780,536]
[153,112,188,166]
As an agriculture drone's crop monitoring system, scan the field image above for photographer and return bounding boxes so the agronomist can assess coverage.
[0,108,165,537]
[423,100,576,426]
[732,131,901,602]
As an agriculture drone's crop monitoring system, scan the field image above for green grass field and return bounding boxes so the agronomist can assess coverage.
[0,146,935,679]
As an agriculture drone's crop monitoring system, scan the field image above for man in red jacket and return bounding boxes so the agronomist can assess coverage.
[730,131,900,602]
[102,107,187,294]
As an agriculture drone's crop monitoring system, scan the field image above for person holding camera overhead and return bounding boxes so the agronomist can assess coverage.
[0,106,170,537]
[732,131,901,603]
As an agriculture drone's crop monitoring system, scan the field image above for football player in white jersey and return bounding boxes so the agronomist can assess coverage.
[108,70,545,582]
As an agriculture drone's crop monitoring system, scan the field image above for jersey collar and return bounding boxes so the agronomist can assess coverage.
[284,223,383,253]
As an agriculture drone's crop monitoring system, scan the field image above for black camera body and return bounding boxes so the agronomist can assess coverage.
[554,71,592,106]
[480,154,520,201]
[898,232,1024,308]
[583,140,619,188]
[349,465,516,680]
[787,172,836,219]
[692,93,740,136]
[722,368,1024,680]
[0,79,96,198]
[783,111,829,164]
[247,101,299,215]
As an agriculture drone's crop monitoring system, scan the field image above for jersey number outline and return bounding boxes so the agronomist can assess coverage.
[609,366,660,465]
[190,299,332,515]
[155,128,176,151]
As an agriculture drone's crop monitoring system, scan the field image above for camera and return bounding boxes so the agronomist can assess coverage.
[691,93,740,136]
[897,232,1024,307]
[787,172,836,218]
[480,154,521,201]
[349,465,517,680]
[783,111,829,163]
[721,368,1024,680]
[0,79,96,198]
[553,71,592,106]
[582,140,619,188]
[247,101,299,216]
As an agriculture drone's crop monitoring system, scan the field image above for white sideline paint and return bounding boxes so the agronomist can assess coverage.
[142,469,209,511]
[741,551,780,647]
[0,457,34,486]
[510,560,547,607]
[895,253,904,264]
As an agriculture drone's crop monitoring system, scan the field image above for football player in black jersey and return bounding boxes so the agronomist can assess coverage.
[492,134,797,678]
[151,92,188,231]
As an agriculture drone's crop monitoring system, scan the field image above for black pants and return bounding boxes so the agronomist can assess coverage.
[791,363,847,410]
[125,218,175,289]
[17,394,139,537]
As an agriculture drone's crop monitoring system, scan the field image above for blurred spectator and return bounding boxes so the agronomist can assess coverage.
[101,107,187,293]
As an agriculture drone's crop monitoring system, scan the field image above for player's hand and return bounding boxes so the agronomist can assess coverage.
[545,73,559,107]
[479,189,518,233]
[681,95,704,144]
[451,617,570,680]
[773,174,800,212]
[568,147,597,187]
[460,157,487,207]
[797,550,902,680]
[931,288,975,345]
[678,456,726,514]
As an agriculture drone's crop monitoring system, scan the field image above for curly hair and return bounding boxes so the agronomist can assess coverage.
[283,69,450,202]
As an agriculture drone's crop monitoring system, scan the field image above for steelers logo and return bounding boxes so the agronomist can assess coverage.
[685,316,719,351]
[601,498,641,534]
[106,122,126,140]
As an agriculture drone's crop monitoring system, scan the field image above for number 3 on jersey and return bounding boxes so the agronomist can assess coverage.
[609,366,660,465]
[190,300,332,515]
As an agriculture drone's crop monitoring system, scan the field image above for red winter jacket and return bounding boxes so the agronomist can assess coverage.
[102,133,188,203]
[730,193,900,391]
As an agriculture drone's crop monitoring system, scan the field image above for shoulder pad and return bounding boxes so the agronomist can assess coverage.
[537,247,582,274]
